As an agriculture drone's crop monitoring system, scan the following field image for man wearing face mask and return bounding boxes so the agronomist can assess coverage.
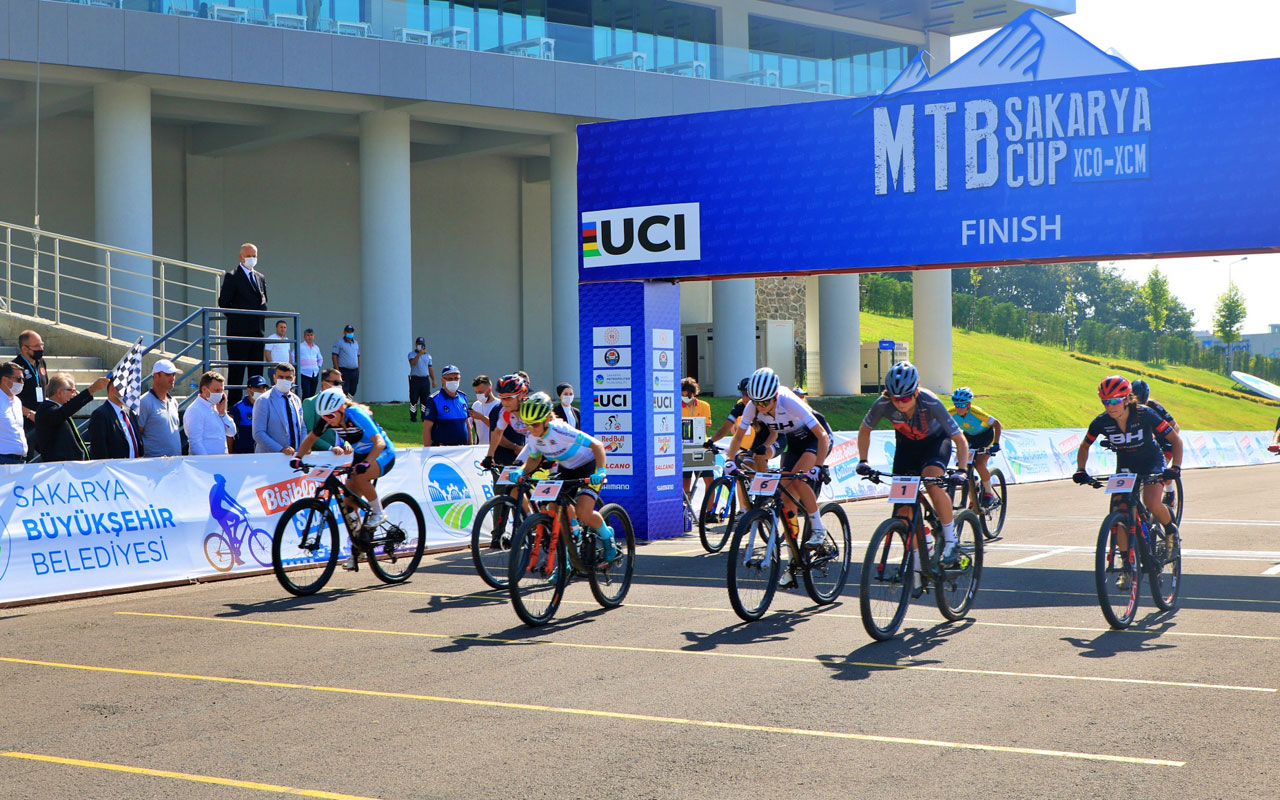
[252,363,306,455]
[218,244,270,404]
[184,371,237,455]
[407,336,434,422]
[332,324,361,397]
[228,375,268,454]
[9,330,48,459]
[552,383,580,427]
[422,364,470,447]
[470,375,498,445]
[0,363,30,464]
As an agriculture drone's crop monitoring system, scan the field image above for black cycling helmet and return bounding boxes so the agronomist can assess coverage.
[1131,379,1150,403]
[737,377,750,395]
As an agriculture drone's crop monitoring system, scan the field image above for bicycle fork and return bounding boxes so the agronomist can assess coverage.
[528,513,563,577]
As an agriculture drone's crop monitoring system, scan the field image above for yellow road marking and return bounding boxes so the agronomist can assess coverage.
[0,657,1182,767]
[117,612,1276,693]
[0,751,385,799]
[668,548,713,556]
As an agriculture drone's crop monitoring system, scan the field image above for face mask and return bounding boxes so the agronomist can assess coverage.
[243,257,257,269]
[561,394,574,406]
[345,333,354,341]
[682,395,695,405]
[208,391,224,404]
[476,392,488,402]
[445,380,460,393]
[10,381,24,396]
[30,349,44,361]
[276,379,293,393]
[247,391,261,403]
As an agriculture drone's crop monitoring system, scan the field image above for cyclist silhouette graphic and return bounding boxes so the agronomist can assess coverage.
[203,474,271,571]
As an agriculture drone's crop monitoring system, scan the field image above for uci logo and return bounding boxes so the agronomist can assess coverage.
[594,392,632,410]
[581,203,701,267]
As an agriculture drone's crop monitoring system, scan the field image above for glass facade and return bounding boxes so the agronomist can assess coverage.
[749,16,916,96]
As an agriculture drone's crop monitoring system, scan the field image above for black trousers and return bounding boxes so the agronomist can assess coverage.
[226,339,262,404]
[409,376,431,412]
[340,367,360,398]
[299,373,319,399]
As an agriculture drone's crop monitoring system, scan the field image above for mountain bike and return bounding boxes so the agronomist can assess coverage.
[1100,440,1182,526]
[948,446,1007,540]
[470,464,535,589]
[697,443,749,553]
[507,478,636,627]
[859,469,983,641]
[271,462,426,596]
[725,467,851,622]
[203,515,272,572]
[1083,472,1181,629]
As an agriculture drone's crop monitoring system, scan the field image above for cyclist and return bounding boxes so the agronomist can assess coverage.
[515,392,618,563]
[295,388,392,570]
[209,474,253,566]
[1131,379,1180,504]
[855,361,969,568]
[1073,376,1183,589]
[724,367,831,561]
[481,374,530,471]
[948,387,1003,509]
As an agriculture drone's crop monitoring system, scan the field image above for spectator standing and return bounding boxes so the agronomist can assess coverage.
[88,381,144,460]
[35,373,110,462]
[253,363,305,455]
[10,329,48,456]
[184,371,237,455]
[137,359,182,457]
[332,324,361,397]
[470,375,498,445]
[553,382,580,427]
[0,363,28,464]
[228,375,268,454]
[301,368,344,452]
[217,243,269,403]
[264,320,293,367]
[681,377,714,501]
[407,336,434,422]
[298,328,323,398]
[422,364,470,447]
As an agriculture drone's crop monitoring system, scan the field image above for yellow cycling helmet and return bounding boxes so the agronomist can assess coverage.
[518,391,554,425]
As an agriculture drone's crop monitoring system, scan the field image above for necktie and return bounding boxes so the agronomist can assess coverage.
[122,410,140,457]
[283,394,298,450]
[247,269,259,294]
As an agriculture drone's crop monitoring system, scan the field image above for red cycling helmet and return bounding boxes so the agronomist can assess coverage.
[1098,375,1131,401]
[496,374,527,395]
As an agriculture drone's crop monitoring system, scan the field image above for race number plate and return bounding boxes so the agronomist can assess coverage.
[1104,473,1138,494]
[496,466,523,485]
[888,476,921,504]
[748,473,781,497]
[305,465,334,482]
[531,480,563,501]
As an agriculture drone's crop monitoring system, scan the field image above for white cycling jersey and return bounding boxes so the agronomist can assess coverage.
[518,419,601,470]
[739,386,821,439]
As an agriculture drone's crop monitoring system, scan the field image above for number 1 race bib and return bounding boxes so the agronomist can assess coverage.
[888,476,921,504]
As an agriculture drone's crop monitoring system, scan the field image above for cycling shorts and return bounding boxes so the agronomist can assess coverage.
[892,434,952,476]
[781,435,821,472]
[1117,450,1164,477]
[749,437,783,458]
[356,450,394,476]
[965,428,995,449]
[554,461,601,503]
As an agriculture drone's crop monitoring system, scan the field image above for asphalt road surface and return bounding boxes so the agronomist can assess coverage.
[3,464,1277,800]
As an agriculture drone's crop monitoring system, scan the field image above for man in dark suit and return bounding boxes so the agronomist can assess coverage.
[87,381,145,460]
[10,329,48,459]
[218,242,269,404]
[35,372,111,462]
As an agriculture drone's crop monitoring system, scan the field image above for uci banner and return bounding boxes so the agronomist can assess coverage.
[577,11,1280,282]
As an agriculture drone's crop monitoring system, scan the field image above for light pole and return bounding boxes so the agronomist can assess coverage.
[1212,256,1249,372]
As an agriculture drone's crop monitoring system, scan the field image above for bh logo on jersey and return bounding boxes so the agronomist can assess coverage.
[1106,430,1144,446]
[423,459,476,535]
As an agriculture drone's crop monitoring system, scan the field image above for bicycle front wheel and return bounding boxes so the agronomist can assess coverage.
[1095,511,1140,629]
[246,528,273,568]
[471,496,522,589]
[203,533,235,573]
[726,509,780,621]
[802,503,851,605]
[935,509,983,621]
[1150,525,1182,612]
[272,498,340,596]
[366,493,427,584]
[508,513,567,626]
[859,518,912,641]
[979,469,1008,540]
[1165,474,1184,527]
[589,504,636,608]
[698,476,738,553]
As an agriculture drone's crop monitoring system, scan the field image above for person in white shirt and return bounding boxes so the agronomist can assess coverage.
[298,328,323,398]
[184,370,237,455]
[470,375,498,445]
[0,362,28,464]
[264,320,293,367]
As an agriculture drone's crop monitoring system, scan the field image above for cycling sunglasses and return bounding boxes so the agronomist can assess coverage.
[751,399,774,407]
[321,410,342,420]
[1101,397,1126,406]
[890,393,915,402]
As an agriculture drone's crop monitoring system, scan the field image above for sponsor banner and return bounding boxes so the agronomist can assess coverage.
[595,412,633,433]
[580,203,701,268]
[652,328,674,349]
[593,370,631,390]
[592,391,633,411]
[652,350,673,371]
[592,326,632,347]
[653,435,676,456]
[651,393,675,412]
[652,372,675,392]
[592,347,632,369]
[653,457,677,478]
[598,433,633,455]
[604,457,634,475]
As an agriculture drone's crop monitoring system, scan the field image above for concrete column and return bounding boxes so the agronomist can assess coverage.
[712,278,756,397]
[803,275,821,395]
[717,3,751,79]
[94,82,154,341]
[913,269,953,394]
[818,273,860,395]
[359,109,412,402]
[550,132,579,387]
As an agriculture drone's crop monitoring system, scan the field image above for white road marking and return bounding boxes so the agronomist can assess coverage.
[1000,547,1077,566]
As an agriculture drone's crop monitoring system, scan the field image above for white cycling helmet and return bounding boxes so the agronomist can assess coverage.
[315,387,347,416]
[747,367,780,402]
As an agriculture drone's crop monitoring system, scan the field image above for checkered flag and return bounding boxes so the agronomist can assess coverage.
[111,337,145,415]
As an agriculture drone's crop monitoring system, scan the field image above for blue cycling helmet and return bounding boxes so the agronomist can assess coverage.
[884,361,919,397]
[951,387,973,405]
[1131,379,1150,403]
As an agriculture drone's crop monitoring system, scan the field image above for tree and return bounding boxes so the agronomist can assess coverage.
[1213,282,1248,372]
[1140,268,1171,362]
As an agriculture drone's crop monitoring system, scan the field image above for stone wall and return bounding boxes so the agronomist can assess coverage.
[755,277,806,352]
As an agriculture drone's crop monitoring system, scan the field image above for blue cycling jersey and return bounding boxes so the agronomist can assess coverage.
[312,404,393,458]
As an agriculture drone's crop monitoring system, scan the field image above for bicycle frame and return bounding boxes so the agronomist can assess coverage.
[526,480,600,578]
[735,468,812,572]
[868,471,960,581]
[1094,474,1163,573]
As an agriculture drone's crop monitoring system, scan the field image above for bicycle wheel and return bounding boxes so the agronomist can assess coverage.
[859,517,913,641]
[1095,511,1140,629]
[508,513,567,626]
[979,469,1008,540]
[365,493,427,584]
[935,509,984,621]
[246,528,273,568]
[802,503,851,605]
[588,504,636,608]
[272,498,340,596]
[202,533,235,573]
[1164,474,1184,527]
[1149,525,1182,612]
[698,476,739,553]
[947,474,970,511]
[471,495,522,589]
[726,509,781,621]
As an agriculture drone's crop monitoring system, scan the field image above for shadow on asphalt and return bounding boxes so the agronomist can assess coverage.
[428,610,609,654]
[814,620,976,681]
[216,584,394,616]
[679,608,821,651]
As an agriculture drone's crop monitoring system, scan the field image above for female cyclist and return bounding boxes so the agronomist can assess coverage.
[949,387,1003,508]
[856,361,969,567]
[1073,376,1182,588]
[296,388,396,570]
[516,392,619,563]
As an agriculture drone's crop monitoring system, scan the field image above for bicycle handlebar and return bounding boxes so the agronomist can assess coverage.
[1084,472,1165,489]
[859,468,965,487]
[293,461,354,477]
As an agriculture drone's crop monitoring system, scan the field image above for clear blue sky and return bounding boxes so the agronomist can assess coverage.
[952,0,1280,334]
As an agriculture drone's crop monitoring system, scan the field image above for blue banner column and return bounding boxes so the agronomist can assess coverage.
[579,280,683,540]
